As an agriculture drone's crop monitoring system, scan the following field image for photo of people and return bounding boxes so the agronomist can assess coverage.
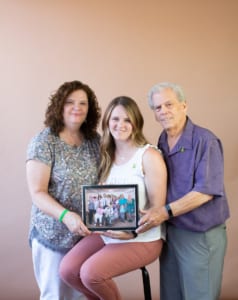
[82,185,138,230]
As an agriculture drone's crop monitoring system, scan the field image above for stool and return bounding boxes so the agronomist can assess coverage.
[141,266,152,300]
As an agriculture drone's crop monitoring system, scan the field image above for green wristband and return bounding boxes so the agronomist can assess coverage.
[59,209,69,222]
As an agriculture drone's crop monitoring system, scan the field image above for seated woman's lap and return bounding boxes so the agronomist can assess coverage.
[81,236,163,282]
[60,233,162,285]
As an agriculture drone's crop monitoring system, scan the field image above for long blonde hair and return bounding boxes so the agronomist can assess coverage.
[98,96,148,182]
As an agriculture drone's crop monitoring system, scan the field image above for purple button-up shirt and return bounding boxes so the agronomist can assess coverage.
[158,117,230,232]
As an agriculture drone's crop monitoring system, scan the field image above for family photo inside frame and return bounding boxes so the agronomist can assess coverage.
[82,184,139,231]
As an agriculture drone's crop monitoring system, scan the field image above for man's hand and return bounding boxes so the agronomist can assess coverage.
[136,206,169,234]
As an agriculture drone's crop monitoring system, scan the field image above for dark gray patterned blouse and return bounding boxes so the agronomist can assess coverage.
[27,127,100,252]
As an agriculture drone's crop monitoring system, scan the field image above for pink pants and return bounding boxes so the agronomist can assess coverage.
[59,234,163,300]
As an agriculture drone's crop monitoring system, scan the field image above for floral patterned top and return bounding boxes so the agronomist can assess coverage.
[27,127,100,252]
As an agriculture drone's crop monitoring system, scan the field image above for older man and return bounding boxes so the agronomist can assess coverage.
[138,82,230,300]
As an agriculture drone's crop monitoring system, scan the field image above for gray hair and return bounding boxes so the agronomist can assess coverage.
[147,82,186,109]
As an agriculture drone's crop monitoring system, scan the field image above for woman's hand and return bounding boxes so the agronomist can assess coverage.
[95,230,135,240]
[63,211,91,237]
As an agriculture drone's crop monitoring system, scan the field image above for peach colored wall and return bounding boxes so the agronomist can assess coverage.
[0,1,237,299]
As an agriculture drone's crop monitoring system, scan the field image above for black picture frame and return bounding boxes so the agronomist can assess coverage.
[82,184,139,231]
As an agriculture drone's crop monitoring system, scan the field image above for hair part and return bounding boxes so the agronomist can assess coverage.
[44,80,101,139]
[147,82,186,109]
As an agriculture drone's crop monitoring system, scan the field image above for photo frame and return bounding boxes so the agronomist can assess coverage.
[82,184,139,231]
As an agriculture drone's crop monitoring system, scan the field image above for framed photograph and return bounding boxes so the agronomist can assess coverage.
[82,184,139,231]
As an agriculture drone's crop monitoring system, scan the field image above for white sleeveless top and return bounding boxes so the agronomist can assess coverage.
[102,144,165,244]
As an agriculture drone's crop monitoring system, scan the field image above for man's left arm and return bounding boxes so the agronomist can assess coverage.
[168,191,213,217]
[137,191,212,233]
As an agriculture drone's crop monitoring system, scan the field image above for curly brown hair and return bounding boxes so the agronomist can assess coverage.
[44,80,101,139]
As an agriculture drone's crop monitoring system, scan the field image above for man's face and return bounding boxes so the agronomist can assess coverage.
[151,88,187,132]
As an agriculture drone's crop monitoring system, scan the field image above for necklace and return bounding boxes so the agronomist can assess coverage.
[115,147,137,163]
[59,131,83,147]
[117,155,126,161]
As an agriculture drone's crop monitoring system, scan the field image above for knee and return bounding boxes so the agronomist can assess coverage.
[59,257,75,284]
[80,262,101,288]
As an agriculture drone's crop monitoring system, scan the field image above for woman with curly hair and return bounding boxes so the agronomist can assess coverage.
[59,96,167,300]
[26,80,101,300]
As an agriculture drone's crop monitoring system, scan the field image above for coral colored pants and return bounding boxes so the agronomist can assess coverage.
[59,234,163,300]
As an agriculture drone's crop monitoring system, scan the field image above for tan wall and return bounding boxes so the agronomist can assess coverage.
[1,0,237,299]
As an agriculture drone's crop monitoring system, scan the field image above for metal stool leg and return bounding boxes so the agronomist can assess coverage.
[141,266,152,300]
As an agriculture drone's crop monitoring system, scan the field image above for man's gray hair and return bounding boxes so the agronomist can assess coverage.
[147,82,186,109]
